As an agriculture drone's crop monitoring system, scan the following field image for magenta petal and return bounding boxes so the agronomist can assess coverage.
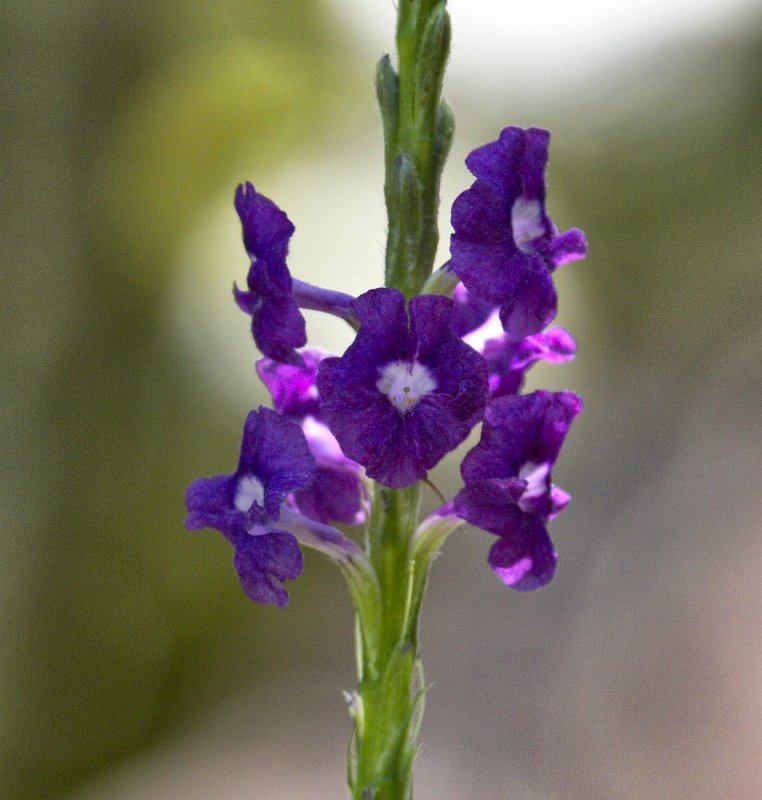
[256,350,325,419]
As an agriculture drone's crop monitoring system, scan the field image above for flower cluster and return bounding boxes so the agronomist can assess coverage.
[185,126,584,604]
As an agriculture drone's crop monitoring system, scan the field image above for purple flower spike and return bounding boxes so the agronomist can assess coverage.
[450,127,586,339]
[184,407,316,606]
[257,353,367,526]
[317,288,489,489]
[454,390,581,591]
[233,182,307,366]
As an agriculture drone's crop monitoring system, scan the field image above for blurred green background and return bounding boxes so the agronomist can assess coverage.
[3,1,762,798]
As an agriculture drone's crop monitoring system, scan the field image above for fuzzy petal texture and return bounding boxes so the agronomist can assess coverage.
[235,181,295,267]
[293,462,366,526]
[184,474,241,543]
[317,288,488,488]
[233,530,303,607]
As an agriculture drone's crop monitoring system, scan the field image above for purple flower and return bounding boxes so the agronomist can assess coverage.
[450,127,586,339]
[317,288,489,489]
[454,390,581,591]
[462,308,576,397]
[233,182,307,366]
[184,406,316,606]
[257,352,367,526]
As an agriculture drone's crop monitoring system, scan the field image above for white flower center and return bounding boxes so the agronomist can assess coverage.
[234,474,265,513]
[511,197,545,254]
[518,461,549,511]
[376,360,437,412]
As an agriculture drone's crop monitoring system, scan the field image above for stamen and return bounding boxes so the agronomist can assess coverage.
[376,360,437,412]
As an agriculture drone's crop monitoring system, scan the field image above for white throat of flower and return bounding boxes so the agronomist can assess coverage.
[511,196,545,254]
[376,360,437,412]
[517,461,549,511]
[234,474,266,513]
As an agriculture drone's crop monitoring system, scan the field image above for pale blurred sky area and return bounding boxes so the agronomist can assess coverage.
[3,1,762,799]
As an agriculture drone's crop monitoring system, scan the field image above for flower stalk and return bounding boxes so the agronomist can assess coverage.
[184,1,586,798]
[351,485,423,800]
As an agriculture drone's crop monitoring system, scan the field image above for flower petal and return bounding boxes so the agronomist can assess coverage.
[233,530,303,607]
[487,516,557,591]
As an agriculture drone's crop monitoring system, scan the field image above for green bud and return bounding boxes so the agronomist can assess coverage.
[375,54,399,145]
[414,3,451,126]
[432,100,455,180]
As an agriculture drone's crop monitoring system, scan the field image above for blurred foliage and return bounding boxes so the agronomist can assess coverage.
[2,0,762,799]
[1,1,358,798]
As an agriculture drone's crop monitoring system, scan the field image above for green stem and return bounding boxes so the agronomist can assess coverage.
[350,3,456,797]
[351,485,422,800]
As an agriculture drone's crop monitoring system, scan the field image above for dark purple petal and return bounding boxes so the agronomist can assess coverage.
[293,462,365,525]
[237,407,316,518]
[235,182,295,265]
[318,289,488,488]
[351,288,414,362]
[496,255,557,339]
[449,238,527,305]
[461,390,581,484]
[233,530,303,607]
[233,185,307,366]
[256,350,325,419]
[456,390,580,589]
[451,283,495,337]
[487,517,557,591]
[317,361,410,485]
[184,474,241,543]
[237,262,307,367]
[454,479,558,591]
[453,479,527,535]
[451,181,511,249]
